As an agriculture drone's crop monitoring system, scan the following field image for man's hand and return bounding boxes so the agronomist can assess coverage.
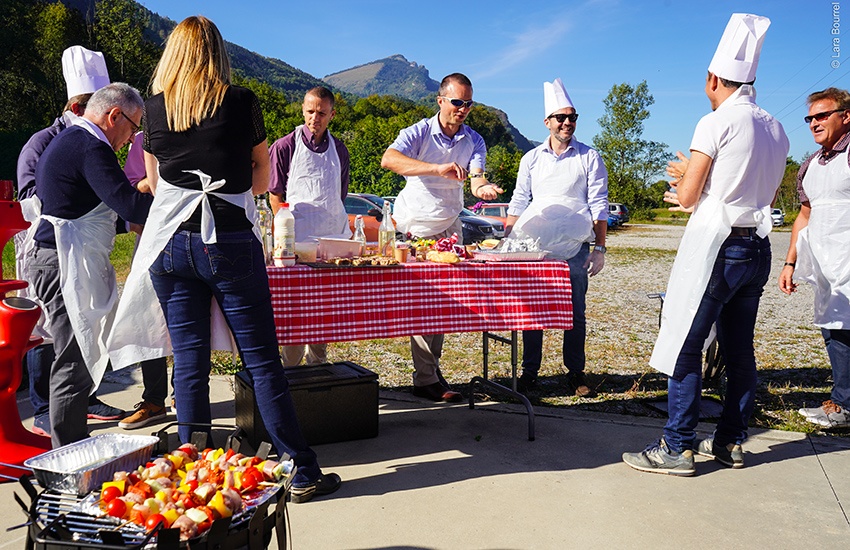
[663,189,694,213]
[473,181,505,200]
[584,249,605,277]
[438,162,468,181]
[129,223,144,235]
[666,151,690,187]
[779,265,798,295]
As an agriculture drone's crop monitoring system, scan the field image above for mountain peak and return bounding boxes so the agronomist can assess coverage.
[324,55,438,101]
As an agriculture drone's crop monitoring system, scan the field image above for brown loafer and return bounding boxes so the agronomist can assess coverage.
[412,382,463,403]
[568,372,595,398]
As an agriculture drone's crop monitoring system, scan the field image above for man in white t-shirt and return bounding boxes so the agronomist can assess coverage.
[623,13,789,475]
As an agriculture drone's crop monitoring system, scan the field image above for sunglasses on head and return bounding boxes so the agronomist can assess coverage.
[804,109,847,124]
[547,113,579,123]
[441,97,474,109]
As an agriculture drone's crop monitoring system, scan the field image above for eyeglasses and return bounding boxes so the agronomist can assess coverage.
[440,97,474,109]
[547,113,579,123]
[804,109,846,124]
[119,111,141,134]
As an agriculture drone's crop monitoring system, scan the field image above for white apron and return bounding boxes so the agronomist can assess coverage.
[510,150,594,260]
[795,150,850,329]
[286,126,351,239]
[108,170,258,369]
[650,193,772,375]
[393,125,474,237]
[42,201,118,391]
[15,195,53,343]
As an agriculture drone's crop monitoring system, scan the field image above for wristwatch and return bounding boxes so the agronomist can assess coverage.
[593,245,607,254]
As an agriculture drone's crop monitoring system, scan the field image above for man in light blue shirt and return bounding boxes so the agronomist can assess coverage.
[381,72,502,402]
[506,78,608,398]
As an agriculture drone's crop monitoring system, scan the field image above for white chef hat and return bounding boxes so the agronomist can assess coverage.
[707,13,771,83]
[543,78,574,117]
[62,46,110,99]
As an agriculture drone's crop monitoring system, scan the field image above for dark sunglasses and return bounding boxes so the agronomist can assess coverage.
[804,109,846,124]
[441,97,474,109]
[547,113,579,123]
[119,110,141,134]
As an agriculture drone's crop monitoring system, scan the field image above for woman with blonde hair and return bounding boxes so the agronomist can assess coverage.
[124,15,340,503]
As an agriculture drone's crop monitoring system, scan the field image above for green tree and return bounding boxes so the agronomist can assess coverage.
[34,2,88,117]
[94,0,159,91]
[483,144,522,200]
[592,81,670,218]
[775,156,802,215]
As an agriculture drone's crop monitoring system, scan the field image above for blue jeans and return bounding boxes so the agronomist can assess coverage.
[823,328,850,408]
[664,234,771,452]
[149,230,320,485]
[25,343,53,418]
[522,244,589,375]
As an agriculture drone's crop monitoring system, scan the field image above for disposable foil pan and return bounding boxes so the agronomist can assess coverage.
[24,434,159,495]
[472,250,549,261]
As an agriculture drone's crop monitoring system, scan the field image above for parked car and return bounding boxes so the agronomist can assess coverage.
[609,203,629,224]
[607,213,621,228]
[771,208,785,226]
[472,202,509,226]
[344,193,396,241]
[459,208,504,243]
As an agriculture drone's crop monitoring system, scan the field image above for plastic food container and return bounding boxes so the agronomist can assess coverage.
[472,250,549,261]
[294,240,319,263]
[24,434,159,494]
[316,237,361,261]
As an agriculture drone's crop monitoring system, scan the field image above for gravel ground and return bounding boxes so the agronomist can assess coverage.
[328,223,847,437]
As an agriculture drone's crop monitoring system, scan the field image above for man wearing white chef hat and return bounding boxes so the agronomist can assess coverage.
[505,78,608,398]
[623,13,789,475]
[15,45,126,439]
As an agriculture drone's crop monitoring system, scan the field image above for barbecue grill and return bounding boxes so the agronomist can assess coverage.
[13,424,291,550]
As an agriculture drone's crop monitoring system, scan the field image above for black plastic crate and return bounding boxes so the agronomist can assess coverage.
[235,361,379,447]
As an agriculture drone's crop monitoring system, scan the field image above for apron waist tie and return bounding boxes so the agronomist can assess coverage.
[730,226,758,237]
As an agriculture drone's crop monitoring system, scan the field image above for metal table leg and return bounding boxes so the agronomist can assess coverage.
[469,330,535,441]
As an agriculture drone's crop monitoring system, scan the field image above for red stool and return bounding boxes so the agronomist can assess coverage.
[0,198,51,481]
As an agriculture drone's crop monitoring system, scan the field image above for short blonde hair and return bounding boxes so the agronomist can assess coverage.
[151,16,230,132]
[807,87,850,110]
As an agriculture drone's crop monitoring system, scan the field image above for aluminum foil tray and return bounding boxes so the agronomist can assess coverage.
[472,250,549,261]
[24,434,159,495]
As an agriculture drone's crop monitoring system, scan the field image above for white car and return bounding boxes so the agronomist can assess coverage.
[771,208,785,226]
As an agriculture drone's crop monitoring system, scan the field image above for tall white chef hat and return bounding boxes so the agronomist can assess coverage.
[62,46,110,99]
[707,13,771,83]
[543,78,574,117]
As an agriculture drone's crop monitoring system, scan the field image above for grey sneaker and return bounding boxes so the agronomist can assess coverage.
[696,437,744,468]
[799,400,850,428]
[622,437,695,476]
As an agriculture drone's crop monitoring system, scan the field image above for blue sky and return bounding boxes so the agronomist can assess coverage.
[138,0,845,165]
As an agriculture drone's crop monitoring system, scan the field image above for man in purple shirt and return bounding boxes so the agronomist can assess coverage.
[779,87,850,429]
[269,86,350,367]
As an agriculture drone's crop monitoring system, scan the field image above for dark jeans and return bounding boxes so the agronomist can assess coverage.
[149,230,320,486]
[522,243,589,376]
[823,328,850,408]
[25,343,53,418]
[664,234,772,452]
[140,357,170,407]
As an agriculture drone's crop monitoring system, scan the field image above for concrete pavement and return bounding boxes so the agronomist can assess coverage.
[2,365,848,549]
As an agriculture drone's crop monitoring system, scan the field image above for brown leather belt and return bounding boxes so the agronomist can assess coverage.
[729,226,757,237]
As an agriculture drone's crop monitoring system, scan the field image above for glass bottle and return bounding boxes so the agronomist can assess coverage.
[353,214,367,255]
[378,200,394,257]
[255,195,273,265]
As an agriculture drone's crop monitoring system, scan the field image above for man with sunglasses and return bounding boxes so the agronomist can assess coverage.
[779,87,850,429]
[623,13,788,475]
[381,73,503,402]
[506,78,608,398]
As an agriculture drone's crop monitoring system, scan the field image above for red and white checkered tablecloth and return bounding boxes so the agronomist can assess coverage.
[267,261,572,345]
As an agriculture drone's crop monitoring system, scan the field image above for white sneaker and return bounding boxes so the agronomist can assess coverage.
[799,400,850,428]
